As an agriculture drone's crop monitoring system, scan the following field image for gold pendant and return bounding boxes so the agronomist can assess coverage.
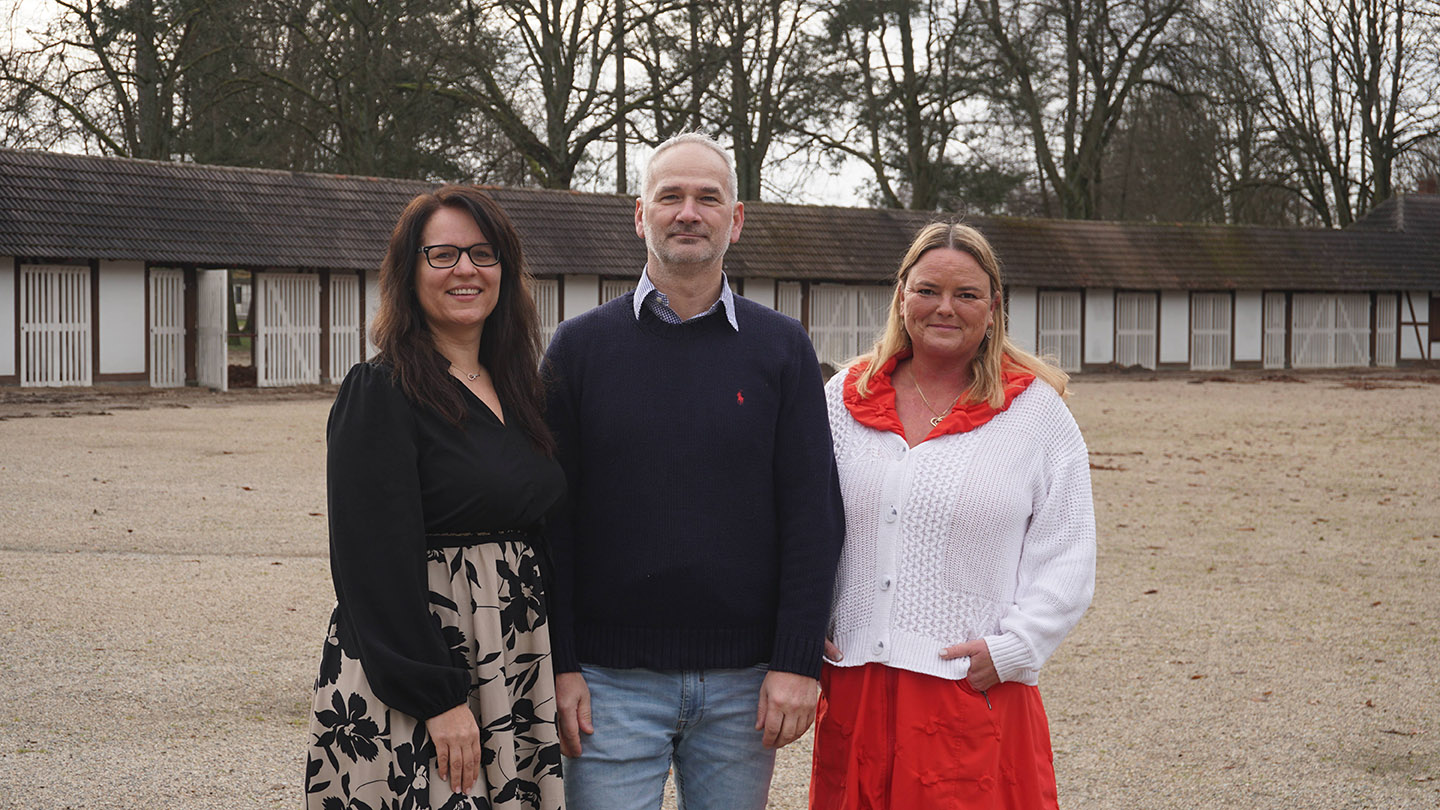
[930,415,943,427]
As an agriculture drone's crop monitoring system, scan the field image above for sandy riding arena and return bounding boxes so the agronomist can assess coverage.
[1,370,1437,809]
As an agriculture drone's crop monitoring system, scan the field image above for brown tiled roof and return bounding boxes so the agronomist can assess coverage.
[0,149,646,275]
[3,149,427,269]
[737,202,1439,291]
[1,149,1436,291]
[1348,193,1440,244]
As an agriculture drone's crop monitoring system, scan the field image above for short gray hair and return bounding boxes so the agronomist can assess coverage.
[641,132,738,202]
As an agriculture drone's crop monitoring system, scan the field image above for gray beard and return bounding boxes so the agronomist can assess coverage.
[643,223,732,271]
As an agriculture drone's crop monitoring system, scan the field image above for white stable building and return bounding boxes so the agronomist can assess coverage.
[706,196,1437,374]
[0,149,1435,389]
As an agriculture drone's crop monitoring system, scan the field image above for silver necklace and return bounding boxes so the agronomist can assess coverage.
[911,374,962,427]
[451,365,482,382]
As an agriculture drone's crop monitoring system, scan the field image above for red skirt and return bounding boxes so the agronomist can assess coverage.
[809,662,1058,810]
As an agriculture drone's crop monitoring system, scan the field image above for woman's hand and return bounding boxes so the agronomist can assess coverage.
[823,637,843,662]
[940,639,999,691]
[426,703,481,795]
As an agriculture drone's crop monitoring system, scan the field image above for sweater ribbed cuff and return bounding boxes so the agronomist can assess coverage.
[983,632,1037,684]
[770,633,826,680]
[551,632,581,674]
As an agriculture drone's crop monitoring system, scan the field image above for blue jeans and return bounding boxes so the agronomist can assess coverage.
[562,664,776,810]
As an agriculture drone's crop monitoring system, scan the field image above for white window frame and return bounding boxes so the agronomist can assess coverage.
[806,283,892,370]
[1037,290,1082,372]
[19,264,92,387]
[148,268,186,388]
[1114,291,1157,370]
[1292,293,1371,368]
[1190,292,1232,371]
[255,272,320,387]
[533,278,560,348]
[600,278,634,304]
[1375,293,1397,367]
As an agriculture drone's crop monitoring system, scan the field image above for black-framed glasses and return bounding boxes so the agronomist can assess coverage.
[418,243,500,269]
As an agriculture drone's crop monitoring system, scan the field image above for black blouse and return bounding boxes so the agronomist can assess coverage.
[325,361,565,719]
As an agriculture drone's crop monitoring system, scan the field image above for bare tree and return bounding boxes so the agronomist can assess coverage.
[1397,134,1440,192]
[627,2,720,143]
[1179,11,1305,225]
[448,0,695,189]
[1092,9,1308,225]
[684,0,828,200]
[808,0,991,210]
[977,0,1191,219]
[1233,0,1360,225]
[0,0,219,159]
[1228,0,1440,225]
[1335,0,1440,207]
[245,0,472,178]
[1098,87,1226,221]
[0,8,65,150]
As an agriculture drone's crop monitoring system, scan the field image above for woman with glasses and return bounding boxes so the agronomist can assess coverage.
[810,223,1095,809]
[305,186,565,810]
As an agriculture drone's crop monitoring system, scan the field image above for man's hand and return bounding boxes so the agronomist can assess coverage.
[940,638,999,691]
[556,671,594,758]
[754,670,818,749]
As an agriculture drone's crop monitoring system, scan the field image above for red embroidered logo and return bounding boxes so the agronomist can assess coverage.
[736,389,745,405]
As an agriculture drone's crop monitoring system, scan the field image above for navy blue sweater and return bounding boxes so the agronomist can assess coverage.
[542,293,844,679]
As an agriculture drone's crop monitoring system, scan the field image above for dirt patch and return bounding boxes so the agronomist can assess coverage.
[0,383,334,420]
[1340,379,1424,390]
[1,371,1438,809]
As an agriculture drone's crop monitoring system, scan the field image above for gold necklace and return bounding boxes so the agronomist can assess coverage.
[911,374,962,427]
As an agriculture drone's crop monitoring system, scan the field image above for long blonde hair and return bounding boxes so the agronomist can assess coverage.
[853,222,1069,406]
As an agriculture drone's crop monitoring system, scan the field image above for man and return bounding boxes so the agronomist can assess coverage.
[541,132,844,810]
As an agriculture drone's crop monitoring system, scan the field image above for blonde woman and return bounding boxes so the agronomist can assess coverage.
[810,222,1095,809]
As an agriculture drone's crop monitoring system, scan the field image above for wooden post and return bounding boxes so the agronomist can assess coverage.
[319,269,331,381]
[90,260,100,382]
[184,266,198,384]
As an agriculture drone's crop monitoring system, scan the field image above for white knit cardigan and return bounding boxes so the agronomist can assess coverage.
[824,371,1096,685]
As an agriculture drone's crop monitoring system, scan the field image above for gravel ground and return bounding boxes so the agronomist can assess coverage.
[1,369,1437,809]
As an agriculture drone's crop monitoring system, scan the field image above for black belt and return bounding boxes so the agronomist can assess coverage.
[424,529,534,550]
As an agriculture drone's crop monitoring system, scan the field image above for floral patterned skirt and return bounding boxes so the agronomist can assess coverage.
[305,541,564,810]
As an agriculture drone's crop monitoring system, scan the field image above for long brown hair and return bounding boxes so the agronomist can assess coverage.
[370,185,554,454]
[854,222,1069,406]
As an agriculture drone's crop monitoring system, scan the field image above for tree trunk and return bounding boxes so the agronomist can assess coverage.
[616,0,627,194]
[132,0,167,160]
